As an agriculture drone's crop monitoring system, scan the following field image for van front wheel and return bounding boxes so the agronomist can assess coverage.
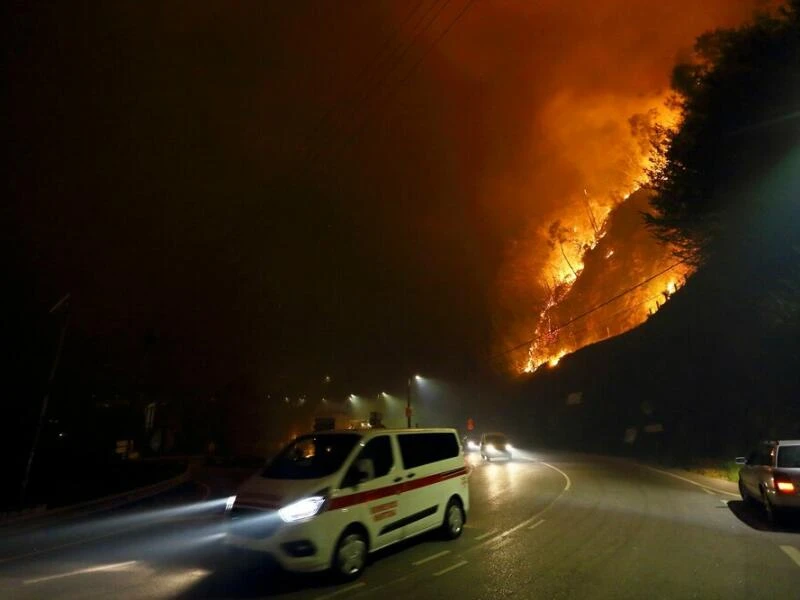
[442,498,464,540]
[332,529,368,581]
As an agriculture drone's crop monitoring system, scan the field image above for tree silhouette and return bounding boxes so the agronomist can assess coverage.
[647,1,800,267]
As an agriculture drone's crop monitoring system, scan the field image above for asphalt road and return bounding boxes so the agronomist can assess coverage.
[1,452,799,599]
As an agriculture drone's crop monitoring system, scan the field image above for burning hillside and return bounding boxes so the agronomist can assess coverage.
[516,189,693,373]
[491,96,697,374]
[463,2,763,375]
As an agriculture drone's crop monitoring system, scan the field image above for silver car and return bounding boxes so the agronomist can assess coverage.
[480,432,513,461]
[737,440,800,524]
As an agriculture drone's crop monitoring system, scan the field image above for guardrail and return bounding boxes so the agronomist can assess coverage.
[0,458,201,528]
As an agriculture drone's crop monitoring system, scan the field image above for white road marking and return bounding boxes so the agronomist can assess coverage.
[780,545,800,568]
[720,499,730,506]
[474,529,498,541]
[491,538,510,550]
[483,514,545,546]
[702,487,716,495]
[476,462,572,549]
[542,462,572,491]
[643,465,739,497]
[364,576,408,594]
[433,560,468,577]
[412,550,450,566]
[24,560,139,584]
[313,582,367,599]
[528,518,545,530]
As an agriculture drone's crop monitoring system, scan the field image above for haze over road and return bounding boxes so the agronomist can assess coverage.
[1,453,798,599]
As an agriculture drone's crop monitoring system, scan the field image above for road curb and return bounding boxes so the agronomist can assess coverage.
[0,463,195,529]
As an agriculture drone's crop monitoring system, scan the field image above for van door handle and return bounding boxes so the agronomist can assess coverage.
[407,473,416,479]
[393,477,403,483]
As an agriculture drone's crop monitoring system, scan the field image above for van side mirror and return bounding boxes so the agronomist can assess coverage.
[735,456,747,465]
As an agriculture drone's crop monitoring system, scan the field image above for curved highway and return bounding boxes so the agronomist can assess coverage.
[1,451,798,599]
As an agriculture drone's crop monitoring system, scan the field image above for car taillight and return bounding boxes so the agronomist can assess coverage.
[775,477,796,494]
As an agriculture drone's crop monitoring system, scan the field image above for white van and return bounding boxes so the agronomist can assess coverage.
[224,428,469,579]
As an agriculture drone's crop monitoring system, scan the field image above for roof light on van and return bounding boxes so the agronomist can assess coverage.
[278,496,326,522]
[225,495,237,512]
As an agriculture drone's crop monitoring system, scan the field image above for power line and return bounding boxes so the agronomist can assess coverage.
[542,285,682,347]
[308,0,453,166]
[339,0,476,152]
[300,0,430,153]
[216,2,451,260]
[491,260,686,362]
[399,0,476,85]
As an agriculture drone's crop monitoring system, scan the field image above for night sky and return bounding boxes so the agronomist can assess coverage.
[5,1,761,394]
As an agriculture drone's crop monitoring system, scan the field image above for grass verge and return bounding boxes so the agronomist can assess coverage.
[684,459,741,482]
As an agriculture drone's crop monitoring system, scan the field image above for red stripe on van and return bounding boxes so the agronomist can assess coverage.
[328,466,468,510]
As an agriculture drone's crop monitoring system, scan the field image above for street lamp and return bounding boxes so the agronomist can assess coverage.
[406,374,421,428]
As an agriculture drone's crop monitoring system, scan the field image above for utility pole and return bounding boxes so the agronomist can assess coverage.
[406,376,412,429]
[20,293,71,507]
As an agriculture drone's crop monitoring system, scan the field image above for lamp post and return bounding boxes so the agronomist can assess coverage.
[406,374,420,428]
[406,377,412,428]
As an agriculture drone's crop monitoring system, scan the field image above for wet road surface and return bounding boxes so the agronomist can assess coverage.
[1,452,799,599]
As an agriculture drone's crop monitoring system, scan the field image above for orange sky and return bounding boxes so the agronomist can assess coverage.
[392,0,765,370]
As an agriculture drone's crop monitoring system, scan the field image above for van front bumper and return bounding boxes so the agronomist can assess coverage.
[222,513,334,573]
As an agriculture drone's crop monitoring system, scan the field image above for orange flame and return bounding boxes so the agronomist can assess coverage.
[504,100,694,374]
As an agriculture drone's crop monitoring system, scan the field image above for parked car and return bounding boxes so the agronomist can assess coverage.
[737,440,800,524]
[224,428,469,579]
[480,432,513,461]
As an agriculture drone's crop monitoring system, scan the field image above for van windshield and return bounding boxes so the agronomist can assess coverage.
[262,433,361,480]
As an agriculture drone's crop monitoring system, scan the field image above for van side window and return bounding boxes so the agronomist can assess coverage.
[398,433,459,469]
[356,436,394,480]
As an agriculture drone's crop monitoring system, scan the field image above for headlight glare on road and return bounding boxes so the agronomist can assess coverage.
[468,440,479,450]
[279,496,326,522]
[225,495,236,511]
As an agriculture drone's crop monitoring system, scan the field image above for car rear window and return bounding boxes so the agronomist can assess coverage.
[398,432,459,469]
[777,445,800,468]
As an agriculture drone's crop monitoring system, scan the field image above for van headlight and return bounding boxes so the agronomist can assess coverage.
[278,496,326,522]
